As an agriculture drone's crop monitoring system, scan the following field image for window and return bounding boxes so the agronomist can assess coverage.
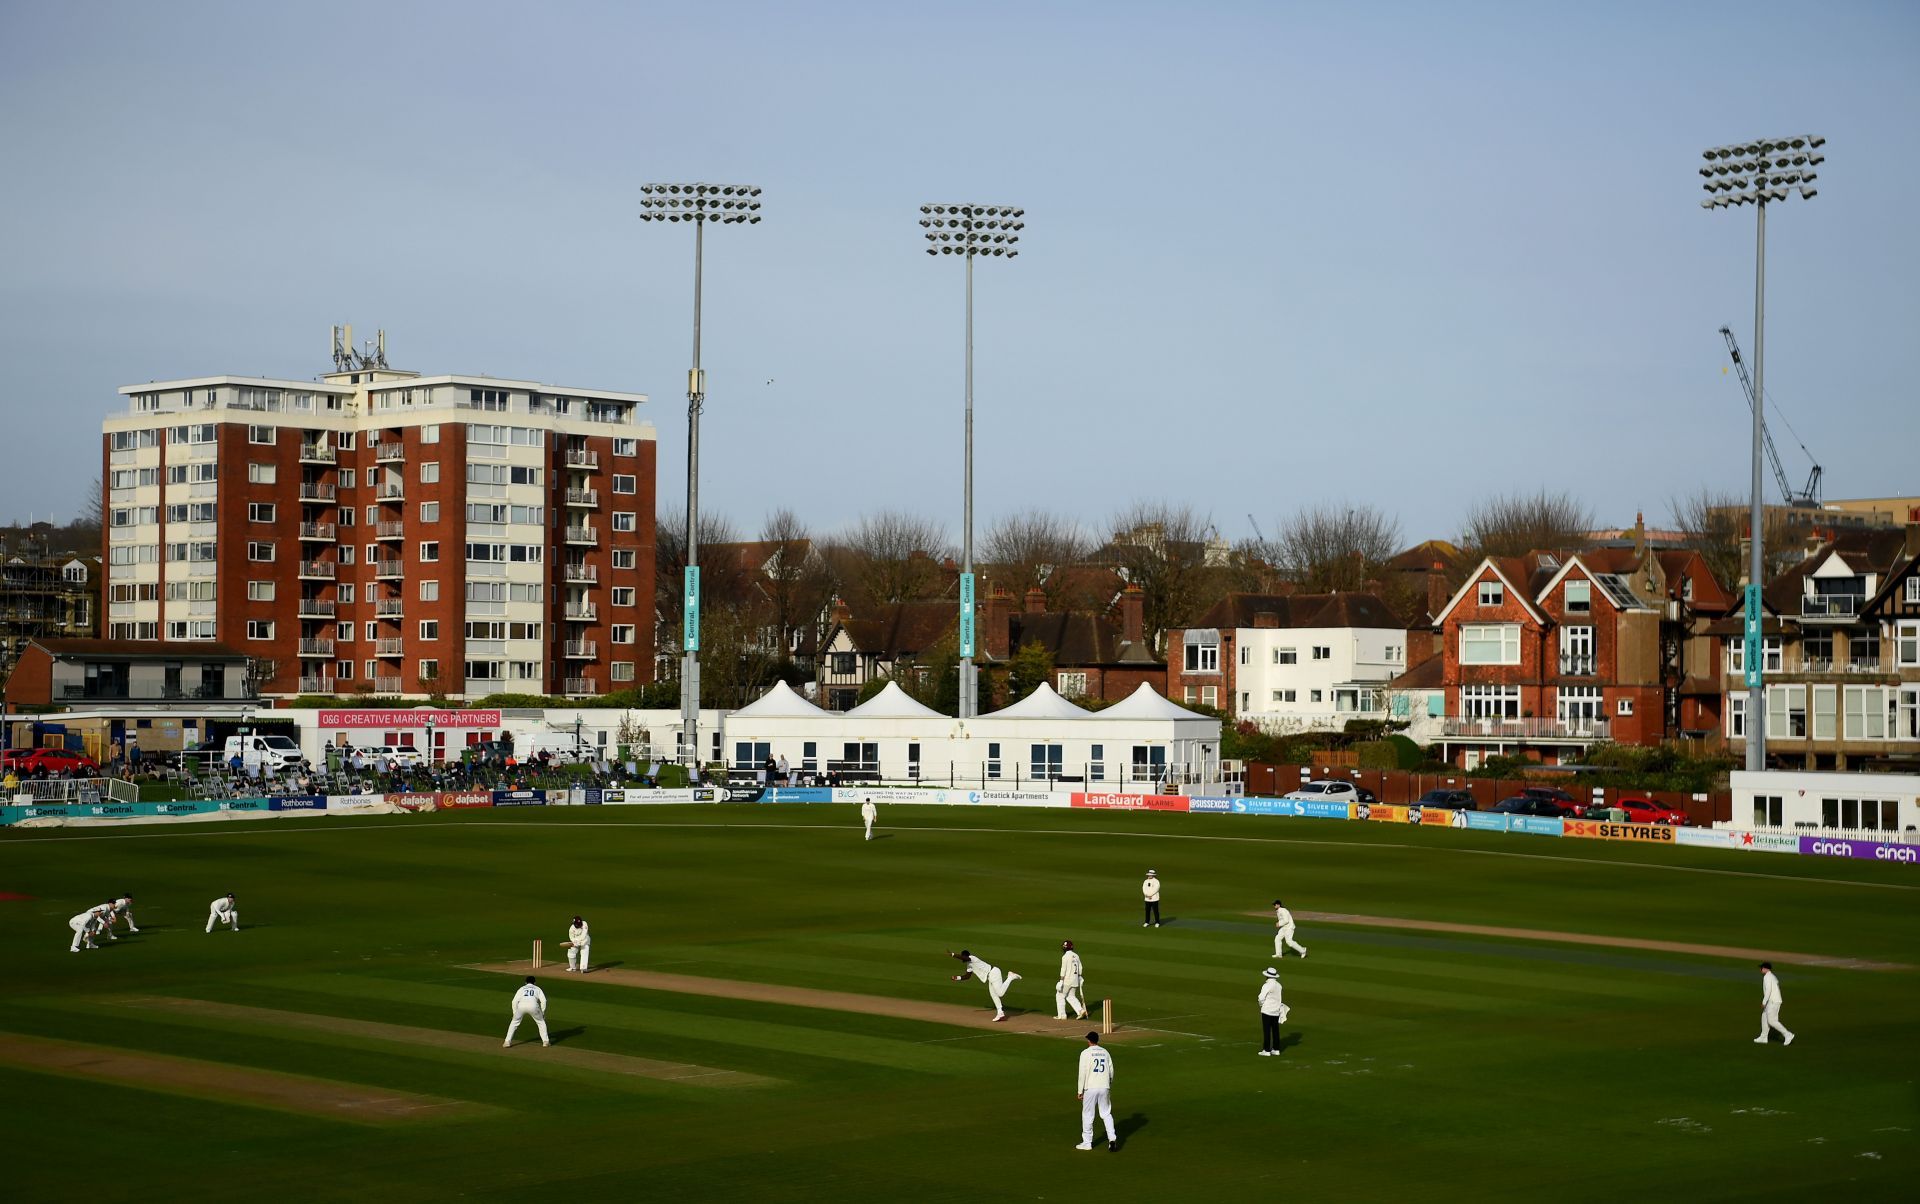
[248,503,275,523]
[247,541,274,562]
[612,512,636,532]
[340,468,355,488]
[1058,671,1088,697]
[1803,630,1834,669]
[247,581,275,602]
[365,621,378,641]
[465,660,504,681]
[419,580,438,602]
[612,549,636,570]
[1089,744,1105,782]
[248,462,276,484]
[1460,685,1521,719]
[418,659,438,682]
[1275,648,1296,665]
[1561,626,1595,674]
[419,621,439,640]
[1843,686,1891,740]
[1850,627,1881,670]
[1312,645,1331,660]
[338,622,354,643]
[336,433,355,451]
[421,462,440,484]
[1460,624,1520,665]
[1615,698,1634,717]
[1201,685,1218,707]
[338,584,354,603]
[1907,577,1920,604]
[1728,693,1746,738]
[1752,794,1783,828]
[612,587,636,606]
[1239,645,1250,666]
[1030,743,1064,779]
[336,661,354,681]
[1897,622,1920,669]
[612,474,636,494]
[419,542,439,562]
[1764,638,1783,673]
[1812,685,1837,740]
[468,388,508,410]
[420,502,438,523]
[339,509,354,528]
[421,425,440,444]
[1309,688,1323,703]
[986,742,1001,779]
[1272,689,1296,703]
[1183,631,1220,672]
[1564,579,1591,614]
[246,620,274,640]
[1240,691,1250,711]
[248,425,276,445]
[1767,684,1808,740]
[613,438,637,457]
[1478,580,1503,607]
[365,659,379,680]
[612,625,635,644]
[1899,686,1920,739]
[831,652,855,676]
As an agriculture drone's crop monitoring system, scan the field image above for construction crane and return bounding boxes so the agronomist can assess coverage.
[1718,325,1823,507]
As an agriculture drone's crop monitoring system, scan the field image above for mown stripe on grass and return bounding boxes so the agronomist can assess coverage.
[104,996,776,1087]
[0,1030,497,1124]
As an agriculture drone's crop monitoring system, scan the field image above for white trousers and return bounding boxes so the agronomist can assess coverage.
[506,1004,549,1045]
[1275,925,1307,957]
[1056,979,1085,1019]
[206,907,237,932]
[1081,1088,1116,1144]
[987,967,1019,1016]
[1759,1003,1793,1042]
[69,918,95,951]
[567,941,591,972]
[864,817,874,840]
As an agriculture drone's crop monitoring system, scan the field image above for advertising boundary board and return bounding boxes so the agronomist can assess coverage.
[1070,792,1190,812]
[1799,836,1920,864]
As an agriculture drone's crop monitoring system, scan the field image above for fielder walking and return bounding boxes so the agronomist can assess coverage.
[1056,940,1088,1021]
[949,948,1022,1021]
[1273,898,1308,958]
[1258,966,1290,1056]
[1755,962,1795,1046]
[1141,870,1162,928]
[861,797,877,841]
[1075,1031,1119,1152]
[205,893,238,933]
[504,975,550,1047]
[566,915,591,974]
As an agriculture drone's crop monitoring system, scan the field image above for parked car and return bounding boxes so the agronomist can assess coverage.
[1491,795,1573,818]
[1615,797,1691,826]
[2,747,100,774]
[1353,786,1379,805]
[1415,788,1476,809]
[1517,785,1591,816]
[1283,780,1360,803]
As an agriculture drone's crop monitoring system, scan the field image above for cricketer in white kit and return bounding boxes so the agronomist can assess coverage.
[111,894,138,934]
[206,893,238,933]
[861,798,877,841]
[67,908,105,952]
[504,976,550,1047]
[1076,1032,1118,1151]
[950,949,1022,1020]
[1755,962,1795,1046]
[566,916,591,973]
[1056,940,1088,1021]
[1272,899,1308,958]
[94,902,124,940]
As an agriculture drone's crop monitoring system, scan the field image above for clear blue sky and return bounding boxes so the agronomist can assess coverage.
[2,0,1915,546]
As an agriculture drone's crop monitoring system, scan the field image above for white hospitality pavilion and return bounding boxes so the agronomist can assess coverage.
[723,680,1223,789]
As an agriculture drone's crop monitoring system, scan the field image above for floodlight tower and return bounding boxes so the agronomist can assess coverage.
[1699,135,1823,772]
[920,202,1024,719]
[640,183,762,773]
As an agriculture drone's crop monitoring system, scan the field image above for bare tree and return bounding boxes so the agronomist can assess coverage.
[1460,489,1595,559]
[655,507,751,655]
[1668,488,1798,588]
[1100,501,1217,650]
[981,509,1088,607]
[759,508,837,660]
[840,510,951,607]
[1264,503,1401,593]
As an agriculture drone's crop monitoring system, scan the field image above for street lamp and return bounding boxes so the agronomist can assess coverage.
[640,182,762,775]
[920,202,1024,719]
[1700,135,1823,773]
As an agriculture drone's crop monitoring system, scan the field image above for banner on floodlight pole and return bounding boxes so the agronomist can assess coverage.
[958,572,975,659]
[684,566,701,652]
[1743,583,1762,689]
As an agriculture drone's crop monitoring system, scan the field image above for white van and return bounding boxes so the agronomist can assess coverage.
[223,734,307,774]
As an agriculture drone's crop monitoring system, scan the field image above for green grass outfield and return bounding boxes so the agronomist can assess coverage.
[3,804,1916,1202]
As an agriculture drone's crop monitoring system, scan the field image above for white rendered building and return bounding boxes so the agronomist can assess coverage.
[1166,593,1407,731]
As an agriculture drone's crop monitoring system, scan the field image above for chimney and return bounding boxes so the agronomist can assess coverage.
[1426,564,1449,623]
[984,586,1013,659]
[1633,511,1648,563]
[1120,584,1144,648]
[1906,516,1920,558]
[1024,586,1047,615]
[831,596,851,625]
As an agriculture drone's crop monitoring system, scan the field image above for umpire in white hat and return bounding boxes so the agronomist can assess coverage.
[1258,967,1290,1056]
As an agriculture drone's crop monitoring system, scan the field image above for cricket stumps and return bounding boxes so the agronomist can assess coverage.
[532,938,542,969]
[1101,998,1114,1036]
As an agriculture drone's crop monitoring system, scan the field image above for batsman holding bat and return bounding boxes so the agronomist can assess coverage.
[566,915,591,973]
[949,948,1022,1021]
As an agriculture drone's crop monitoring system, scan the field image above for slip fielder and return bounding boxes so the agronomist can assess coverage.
[504,975,550,1047]
[1272,898,1308,958]
[566,915,591,973]
[67,907,105,952]
[1056,940,1088,1021]
[949,948,1022,1021]
[110,894,139,934]
[206,893,238,933]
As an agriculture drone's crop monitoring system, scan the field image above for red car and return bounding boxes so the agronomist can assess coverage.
[1615,797,1691,826]
[2,748,100,774]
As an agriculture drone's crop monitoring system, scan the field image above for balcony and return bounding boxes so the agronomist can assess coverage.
[565,526,599,546]
[297,598,336,619]
[564,677,600,696]
[1439,717,1612,743]
[564,448,599,470]
[299,522,336,542]
[375,521,406,540]
[56,683,233,702]
[375,442,405,462]
[298,560,337,580]
[564,564,598,584]
[298,676,335,694]
[374,559,404,579]
[298,639,335,658]
[1801,594,1861,620]
[299,443,336,465]
[565,487,599,509]
[565,604,599,623]
[564,640,598,659]
[371,676,403,694]
[375,638,405,657]
[299,482,337,502]
[376,483,405,502]
[1557,654,1596,677]
[375,598,405,618]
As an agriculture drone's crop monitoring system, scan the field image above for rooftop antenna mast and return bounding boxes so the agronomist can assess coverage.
[330,324,390,371]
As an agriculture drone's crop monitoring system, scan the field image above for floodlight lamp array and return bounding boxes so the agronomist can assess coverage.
[1699,136,1823,208]
[919,203,1025,257]
[639,183,764,223]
